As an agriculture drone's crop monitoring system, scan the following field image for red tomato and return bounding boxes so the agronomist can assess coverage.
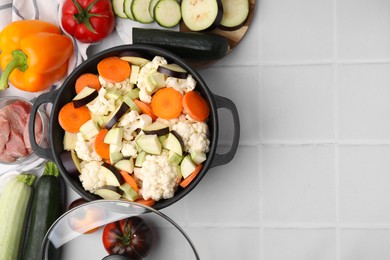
[102,217,153,259]
[61,0,115,43]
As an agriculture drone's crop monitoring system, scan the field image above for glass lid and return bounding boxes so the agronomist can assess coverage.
[41,200,199,260]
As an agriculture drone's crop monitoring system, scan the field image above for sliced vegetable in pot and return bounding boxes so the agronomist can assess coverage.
[75,73,102,94]
[60,149,82,176]
[157,64,189,79]
[58,54,211,203]
[73,86,99,108]
[58,102,92,133]
[151,87,183,119]
[97,57,132,83]
[182,90,210,122]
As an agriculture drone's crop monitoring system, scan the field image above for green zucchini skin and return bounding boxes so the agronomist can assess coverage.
[22,165,65,260]
[0,174,36,260]
[132,28,229,60]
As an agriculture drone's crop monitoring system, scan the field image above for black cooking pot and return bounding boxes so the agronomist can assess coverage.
[29,44,240,210]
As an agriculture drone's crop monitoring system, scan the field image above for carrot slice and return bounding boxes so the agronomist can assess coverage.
[97,56,131,83]
[58,102,91,133]
[75,73,102,94]
[151,87,183,119]
[133,99,157,121]
[180,164,203,188]
[135,198,156,207]
[182,91,210,122]
[94,129,110,160]
[119,170,139,192]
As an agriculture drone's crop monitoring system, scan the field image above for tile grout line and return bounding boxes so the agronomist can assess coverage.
[256,59,390,67]
[258,18,265,260]
[332,0,341,259]
[259,140,390,145]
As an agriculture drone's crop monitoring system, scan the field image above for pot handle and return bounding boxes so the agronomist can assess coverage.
[210,95,240,168]
[29,90,58,161]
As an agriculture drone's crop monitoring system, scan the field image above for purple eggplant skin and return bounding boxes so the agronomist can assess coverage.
[72,89,98,108]
[105,102,130,129]
[157,65,188,79]
[205,0,224,31]
[171,130,185,151]
[59,150,80,177]
[143,126,170,136]
[102,162,125,185]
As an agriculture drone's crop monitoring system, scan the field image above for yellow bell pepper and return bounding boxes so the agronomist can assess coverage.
[0,20,73,92]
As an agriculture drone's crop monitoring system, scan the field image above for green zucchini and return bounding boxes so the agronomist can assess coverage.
[22,161,65,260]
[132,28,230,60]
[0,174,36,260]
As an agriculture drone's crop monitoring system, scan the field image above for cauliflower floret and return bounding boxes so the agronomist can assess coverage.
[119,110,139,126]
[135,153,181,201]
[171,118,210,154]
[79,161,105,192]
[99,76,133,93]
[137,56,168,103]
[155,117,179,129]
[87,87,116,116]
[119,111,152,141]
[74,133,102,162]
[165,74,196,95]
[121,140,138,158]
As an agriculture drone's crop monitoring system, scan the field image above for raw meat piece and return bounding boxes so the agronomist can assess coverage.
[0,100,35,162]
[0,114,10,154]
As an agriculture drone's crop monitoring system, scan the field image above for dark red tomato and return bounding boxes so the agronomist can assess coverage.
[61,0,115,43]
[102,216,153,259]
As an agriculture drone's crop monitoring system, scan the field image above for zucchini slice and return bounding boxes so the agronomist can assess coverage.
[181,0,223,31]
[112,0,127,18]
[154,0,182,28]
[148,0,160,19]
[219,0,249,30]
[124,0,136,20]
[132,28,229,60]
[132,0,154,24]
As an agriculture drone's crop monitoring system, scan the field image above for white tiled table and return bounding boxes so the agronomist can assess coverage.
[76,0,390,259]
[2,0,389,259]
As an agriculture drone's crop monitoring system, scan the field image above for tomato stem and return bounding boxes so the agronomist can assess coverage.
[0,49,28,90]
[71,0,109,34]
